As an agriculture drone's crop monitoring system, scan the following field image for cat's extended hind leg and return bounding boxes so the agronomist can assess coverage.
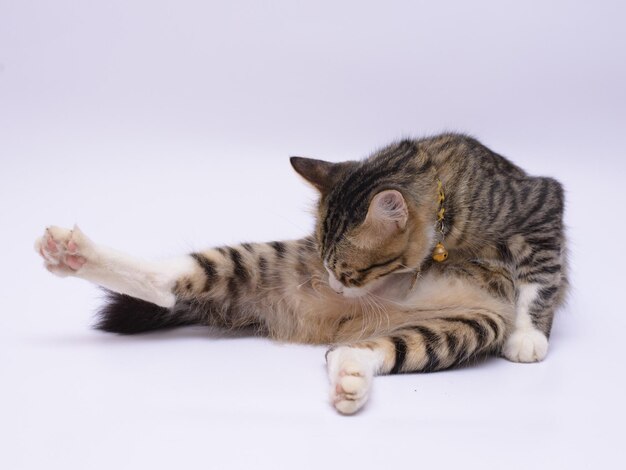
[36,225,195,307]
[36,227,324,336]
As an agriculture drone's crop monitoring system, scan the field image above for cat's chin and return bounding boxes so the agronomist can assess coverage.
[339,276,389,299]
[340,286,369,299]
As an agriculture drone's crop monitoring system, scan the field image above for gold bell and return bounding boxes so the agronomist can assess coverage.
[432,242,448,262]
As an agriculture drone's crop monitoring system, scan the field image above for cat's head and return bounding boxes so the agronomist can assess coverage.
[291,141,437,298]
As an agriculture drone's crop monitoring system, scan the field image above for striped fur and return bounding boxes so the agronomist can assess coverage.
[37,133,567,414]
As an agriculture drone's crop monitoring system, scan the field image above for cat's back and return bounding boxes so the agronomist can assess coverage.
[416,133,527,179]
[415,133,565,241]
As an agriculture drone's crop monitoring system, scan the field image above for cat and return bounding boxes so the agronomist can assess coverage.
[35,133,567,415]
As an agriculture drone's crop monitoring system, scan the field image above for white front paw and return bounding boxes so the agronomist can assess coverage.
[503,329,549,363]
[327,347,382,415]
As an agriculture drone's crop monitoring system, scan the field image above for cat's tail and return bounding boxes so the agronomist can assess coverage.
[96,290,195,334]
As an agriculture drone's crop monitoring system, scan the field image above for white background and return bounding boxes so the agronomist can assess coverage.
[2,1,625,469]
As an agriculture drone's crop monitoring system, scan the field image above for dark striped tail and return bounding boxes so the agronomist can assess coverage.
[96,291,194,334]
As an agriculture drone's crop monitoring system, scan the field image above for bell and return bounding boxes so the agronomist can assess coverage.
[432,242,448,262]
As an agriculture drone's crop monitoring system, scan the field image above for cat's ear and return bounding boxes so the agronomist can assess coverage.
[366,190,408,232]
[290,157,336,192]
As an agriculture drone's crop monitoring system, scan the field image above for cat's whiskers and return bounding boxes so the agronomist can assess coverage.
[366,292,391,334]
[350,297,366,340]
[360,294,378,334]
[357,296,373,338]
[296,275,316,290]
[368,290,407,308]
[352,290,388,337]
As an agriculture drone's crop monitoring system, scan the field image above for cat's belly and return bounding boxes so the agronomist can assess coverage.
[361,270,513,325]
[287,266,514,343]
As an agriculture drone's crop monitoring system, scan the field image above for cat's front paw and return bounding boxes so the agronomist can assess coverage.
[326,347,381,415]
[35,225,91,277]
[503,328,549,363]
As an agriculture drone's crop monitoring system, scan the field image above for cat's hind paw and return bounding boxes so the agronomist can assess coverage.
[332,364,371,415]
[35,225,90,277]
[502,328,549,363]
[326,346,383,415]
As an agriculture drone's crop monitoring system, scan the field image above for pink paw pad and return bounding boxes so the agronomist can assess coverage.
[65,254,86,270]
[46,238,59,253]
[37,225,89,273]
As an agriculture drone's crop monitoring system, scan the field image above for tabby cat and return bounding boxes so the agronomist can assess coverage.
[36,133,567,414]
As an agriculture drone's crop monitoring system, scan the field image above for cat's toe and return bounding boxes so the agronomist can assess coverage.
[334,395,367,415]
[503,329,549,363]
[37,227,67,264]
[332,367,371,415]
[327,347,381,415]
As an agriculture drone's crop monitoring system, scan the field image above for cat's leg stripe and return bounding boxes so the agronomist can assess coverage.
[269,241,287,259]
[227,247,250,284]
[390,337,407,374]
[445,332,460,358]
[225,247,249,299]
[411,325,441,372]
[440,317,488,350]
[481,315,502,341]
[258,256,269,287]
[190,253,217,292]
[241,243,254,253]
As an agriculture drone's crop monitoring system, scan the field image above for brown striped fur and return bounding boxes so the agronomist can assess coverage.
[77,133,566,412]
[118,133,566,375]
[37,133,567,413]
